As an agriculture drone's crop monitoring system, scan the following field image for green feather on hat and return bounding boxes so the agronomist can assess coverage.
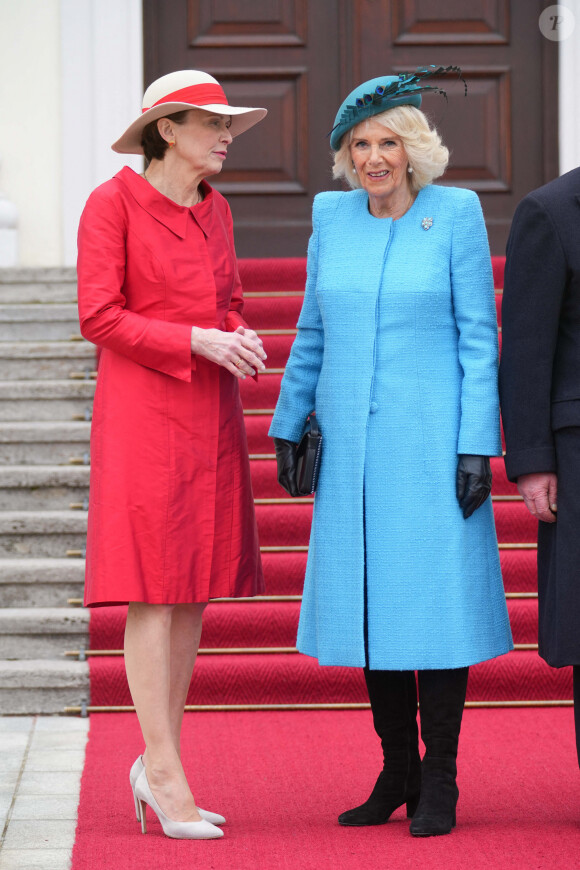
[329,65,466,151]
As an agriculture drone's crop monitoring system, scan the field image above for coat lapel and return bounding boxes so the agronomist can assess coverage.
[115,167,215,239]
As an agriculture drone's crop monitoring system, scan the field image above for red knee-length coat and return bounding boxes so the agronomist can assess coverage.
[77,167,264,606]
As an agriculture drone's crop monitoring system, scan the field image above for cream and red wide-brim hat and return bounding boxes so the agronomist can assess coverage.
[112,70,267,154]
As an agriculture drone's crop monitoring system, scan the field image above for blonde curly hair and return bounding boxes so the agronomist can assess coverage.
[332,105,449,194]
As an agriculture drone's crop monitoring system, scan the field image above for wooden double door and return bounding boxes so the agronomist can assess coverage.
[144,0,558,257]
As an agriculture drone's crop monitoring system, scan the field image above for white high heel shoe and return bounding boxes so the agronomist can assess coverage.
[129,756,226,825]
[134,768,224,839]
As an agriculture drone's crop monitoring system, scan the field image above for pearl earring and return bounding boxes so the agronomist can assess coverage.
[407,166,413,174]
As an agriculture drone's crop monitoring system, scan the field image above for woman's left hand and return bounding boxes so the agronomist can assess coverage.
[456,455,492,519]
[236,326,267,363]
[273,437,300,497]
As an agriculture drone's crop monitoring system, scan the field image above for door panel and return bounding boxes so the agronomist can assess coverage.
[189,0,308,47]
[392,0,510,44]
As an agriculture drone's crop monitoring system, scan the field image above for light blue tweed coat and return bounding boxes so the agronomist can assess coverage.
[269,185,513,669]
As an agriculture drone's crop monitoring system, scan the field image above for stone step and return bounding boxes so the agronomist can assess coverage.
[0,466,90,510]
[0,341,95,380]
[0,558,85,607]
[0,304,81,341]
[0,607,89,659]
[0,422,91,465]
[0,268,77,303]
[0,511,87,558]
[0,659,89,714]
[0,380,94,422]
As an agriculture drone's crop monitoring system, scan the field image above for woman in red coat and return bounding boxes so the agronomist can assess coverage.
[77,70,267,840]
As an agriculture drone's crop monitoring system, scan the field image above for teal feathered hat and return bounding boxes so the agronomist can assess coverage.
[329,65,465,151]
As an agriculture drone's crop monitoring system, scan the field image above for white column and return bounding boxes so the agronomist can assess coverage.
[0,156,18,267]
[60,0,143,265]
[558,0,580,173]
[0,0,61,266]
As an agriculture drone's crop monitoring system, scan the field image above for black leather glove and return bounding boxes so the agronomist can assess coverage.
[273,437,300,497]
[456,454,492,519]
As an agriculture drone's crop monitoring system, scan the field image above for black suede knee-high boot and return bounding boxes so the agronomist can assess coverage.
[410,666,469,837]
[338,669,421,826]
[574,666,580,768]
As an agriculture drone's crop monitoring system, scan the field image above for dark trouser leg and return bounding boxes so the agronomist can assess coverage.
[574,666,580,768]
[338,669,421,826]
[410,666,469,837]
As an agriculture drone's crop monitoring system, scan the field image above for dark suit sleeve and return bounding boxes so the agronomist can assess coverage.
[499,193,567,481]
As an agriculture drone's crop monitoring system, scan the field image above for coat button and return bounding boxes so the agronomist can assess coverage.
[369,401,378,414]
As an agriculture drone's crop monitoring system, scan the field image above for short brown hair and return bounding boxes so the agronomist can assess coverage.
[141,110,190,163]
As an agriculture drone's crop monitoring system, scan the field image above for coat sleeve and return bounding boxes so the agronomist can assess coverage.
[222,203,249,333]
[269,198,324,443]
[451,190,502,457]
[77,188,194,382]
[499,194,567,481]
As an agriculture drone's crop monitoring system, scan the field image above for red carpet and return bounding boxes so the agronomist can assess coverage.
[86,598,545,651]
[87,651,573,707]
[90,599,538,652]
[73,258,579,866]
[71,709,580,870]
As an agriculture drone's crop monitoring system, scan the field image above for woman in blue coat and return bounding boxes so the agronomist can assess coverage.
[270,69,513,837]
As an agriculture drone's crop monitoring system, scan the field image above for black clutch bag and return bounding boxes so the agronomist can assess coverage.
[295,414,323,496]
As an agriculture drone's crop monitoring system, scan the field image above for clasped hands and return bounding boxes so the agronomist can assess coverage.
[190,325,267,379]
[274,442,492,518]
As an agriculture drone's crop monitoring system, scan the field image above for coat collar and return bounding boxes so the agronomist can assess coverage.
[115,166,215,238]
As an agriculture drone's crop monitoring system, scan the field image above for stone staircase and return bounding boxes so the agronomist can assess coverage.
[0,268,91,713]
